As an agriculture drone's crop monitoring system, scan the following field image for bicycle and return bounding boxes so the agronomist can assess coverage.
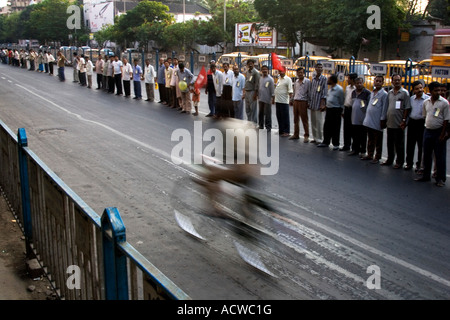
[172,154,290,277]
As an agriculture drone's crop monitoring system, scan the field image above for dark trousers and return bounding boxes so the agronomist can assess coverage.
[79,72,87,86]
[276,103,290,135]
[422,128,447,182]
[114,74,123,94]
[219,86,234,118]
[258,101,272,130]
[343,106,353,149]
[97,74,103,89]
[44,63,49,73]
[406,118,425,168]
[123,80,131,96]
[352,124,367,154]
[49,63,54,75]
[133,81,142,98]
[323,107,342,146]
[108,76,115,93]
[166,87,173,106]
[387,128,405,165]
[158,83,166,103]
[58,67,65,81]
[366,127,383,160]
[208,93,217,115]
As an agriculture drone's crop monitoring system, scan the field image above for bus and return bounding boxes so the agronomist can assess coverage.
[431,28,450,67]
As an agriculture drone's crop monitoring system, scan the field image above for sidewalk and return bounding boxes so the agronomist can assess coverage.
[0,194,53,300]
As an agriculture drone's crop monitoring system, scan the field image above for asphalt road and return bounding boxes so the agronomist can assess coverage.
[0,63,449,300]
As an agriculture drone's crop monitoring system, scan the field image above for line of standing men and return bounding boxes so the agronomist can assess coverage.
[289,62,449,187]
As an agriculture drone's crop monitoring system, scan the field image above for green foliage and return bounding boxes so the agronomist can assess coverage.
[0,0,89,45]
[254,0,409,56]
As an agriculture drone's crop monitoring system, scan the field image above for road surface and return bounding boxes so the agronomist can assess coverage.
[0,63,449,300]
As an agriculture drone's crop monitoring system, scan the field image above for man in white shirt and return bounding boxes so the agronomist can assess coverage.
[47,51,55,76]
[341,73,358,151]
[122,57,133,97]
[113,55,123,95]
[78,54,87,86]
[275,67,293,137]
[220,62,234,117]
[85,56,94,88]
[415,81,450,186]
[405,80,430,171]
[232,65,246,120]
[144,59,156,102]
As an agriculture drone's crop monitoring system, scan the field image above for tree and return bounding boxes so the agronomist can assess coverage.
[113,0,173,48]
[254,0,409,57]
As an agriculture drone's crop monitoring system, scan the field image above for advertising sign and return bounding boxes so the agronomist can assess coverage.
[235,23,277,47]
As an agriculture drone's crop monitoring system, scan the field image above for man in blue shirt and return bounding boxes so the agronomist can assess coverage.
[132,59,143,100]
[317,74,344,149]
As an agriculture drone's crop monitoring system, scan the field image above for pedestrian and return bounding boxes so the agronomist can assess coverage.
[113,55,123,95]
[85,56,93,88]
[43,51,49,73]
[290,67,311,142]
[37,50,44,72]
[415,81,449,187]
[56,51,66,81]
[232,64,246,120]
[29,49,36,71]
[176,62,195,114]
[205,63,223,117]
[102,54,109,91]
[381,74,411,169]
[78,54,87,86]
[107,55,115,93]
[192,87,200,116]
[317,74,344,149]
[362,75,388,163]
[405,80,430,171]
[47,51,55,76]
[122,57,133,97]
[170,58,180,109]
[95,55,104,90]
[340,73,358,151]
[309,62,328,144]
[132,58,143,100]
[258,65,275,131]
[348,77,371,157]
[244,59,260,125]
[144,59,156,102]
[275,67,293,137]
[157,58,167,104]
[72,52,79,82]
[164,60,173,106]
[220,62,234,118]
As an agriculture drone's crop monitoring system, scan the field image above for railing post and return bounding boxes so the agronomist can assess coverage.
[349,56,356,74]
[405,58,413,92]
[305,55,311,77]
[102,207,128,300]
[17,128,33,257]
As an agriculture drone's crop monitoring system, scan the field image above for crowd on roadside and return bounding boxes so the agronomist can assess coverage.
[2,48,449,187]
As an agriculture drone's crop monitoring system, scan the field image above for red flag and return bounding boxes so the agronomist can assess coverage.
[195,66,207,90]
[271,52,284,71]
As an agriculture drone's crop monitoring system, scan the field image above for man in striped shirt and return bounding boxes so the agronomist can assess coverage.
[309,63,328,143]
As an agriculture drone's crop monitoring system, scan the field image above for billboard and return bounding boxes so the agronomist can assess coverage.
[235,23,277,47]
[84,1,115,33]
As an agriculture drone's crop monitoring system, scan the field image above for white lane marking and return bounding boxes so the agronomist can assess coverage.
[14,82,450,290]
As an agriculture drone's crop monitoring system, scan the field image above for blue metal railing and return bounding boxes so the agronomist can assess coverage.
[0,121,190,300]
